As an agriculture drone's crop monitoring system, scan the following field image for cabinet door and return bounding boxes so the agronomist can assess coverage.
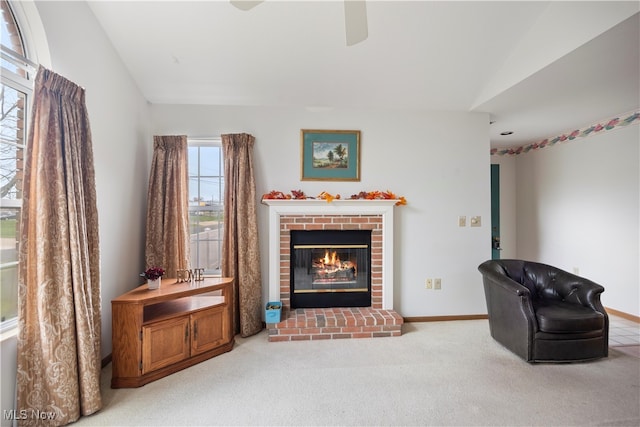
[191,306,228,355]
[142,316,190,374]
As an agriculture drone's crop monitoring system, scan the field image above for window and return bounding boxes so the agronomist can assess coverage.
[1,0,32,331]
[188,139,224,275]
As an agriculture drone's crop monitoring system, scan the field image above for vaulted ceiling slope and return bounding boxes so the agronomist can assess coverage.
[87,1,640,149]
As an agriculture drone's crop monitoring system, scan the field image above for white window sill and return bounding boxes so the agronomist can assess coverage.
[0,319,18,342]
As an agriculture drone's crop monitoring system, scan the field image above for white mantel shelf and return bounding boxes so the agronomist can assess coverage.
[262,198,397,310]
[261,198,399,207]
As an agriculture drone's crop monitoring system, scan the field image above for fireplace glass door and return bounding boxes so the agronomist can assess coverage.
[290,230,371,308]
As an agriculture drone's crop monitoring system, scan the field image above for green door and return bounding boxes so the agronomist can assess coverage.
[491,164,501,259]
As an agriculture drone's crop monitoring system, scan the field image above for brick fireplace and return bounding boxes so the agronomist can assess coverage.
[262,199,403,341]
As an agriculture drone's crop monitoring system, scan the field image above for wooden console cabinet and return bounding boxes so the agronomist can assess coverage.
[111,277,234,388]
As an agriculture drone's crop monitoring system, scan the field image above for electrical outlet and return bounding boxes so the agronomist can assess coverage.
[458,216,466,227]
[426,278,433,289]
[573,267,580,275]
[434,278,441,290]
[470,216,481,227]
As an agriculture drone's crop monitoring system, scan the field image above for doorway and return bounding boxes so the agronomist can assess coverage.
[491,164,501,259]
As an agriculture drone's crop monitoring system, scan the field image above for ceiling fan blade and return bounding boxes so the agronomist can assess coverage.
[230,0,264,11]
[344,0,368,46]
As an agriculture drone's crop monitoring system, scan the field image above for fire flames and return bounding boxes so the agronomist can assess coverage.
[323,250,340,267]
[313,250,357,283]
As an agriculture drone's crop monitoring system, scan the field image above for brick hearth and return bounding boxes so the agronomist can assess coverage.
[262,200,404,342]
[267,307,403,341]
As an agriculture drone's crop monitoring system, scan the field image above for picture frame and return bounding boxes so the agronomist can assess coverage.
[300,129,361,181]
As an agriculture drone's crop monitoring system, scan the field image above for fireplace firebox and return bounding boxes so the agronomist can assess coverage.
[290,230,371,308]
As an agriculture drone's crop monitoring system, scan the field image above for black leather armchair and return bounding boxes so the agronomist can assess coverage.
[478,259,608,362]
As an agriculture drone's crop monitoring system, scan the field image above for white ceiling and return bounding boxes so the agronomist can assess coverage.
[87,1,640,150]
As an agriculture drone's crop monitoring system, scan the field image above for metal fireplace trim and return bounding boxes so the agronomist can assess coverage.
[290,229,372,309]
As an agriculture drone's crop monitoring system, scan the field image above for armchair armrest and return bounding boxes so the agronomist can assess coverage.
[552,270,606,314]
[479,261,538,360]
[478,265,531,296]
[479,267,537,322]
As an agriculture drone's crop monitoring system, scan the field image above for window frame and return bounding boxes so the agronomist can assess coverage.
[0,0,33,333]
[188,137,224,277]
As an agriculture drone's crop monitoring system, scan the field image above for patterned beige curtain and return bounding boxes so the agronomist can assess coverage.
[16,67,102,426]
[145,135,190,278]
[221,133,262,337]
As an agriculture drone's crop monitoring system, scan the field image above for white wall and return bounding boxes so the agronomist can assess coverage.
[1,3,151,422]
[516,125,639,316]
[151,105,492,317]
[0,337,17,426]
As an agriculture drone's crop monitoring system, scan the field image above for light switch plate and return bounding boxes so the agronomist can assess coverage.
[470,216,481,227]
[458,216,466,227]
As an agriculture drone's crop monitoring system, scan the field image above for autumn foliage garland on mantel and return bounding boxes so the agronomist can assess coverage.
[261,189,407,206]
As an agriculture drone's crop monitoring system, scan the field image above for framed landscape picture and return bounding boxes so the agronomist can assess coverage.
[300,129,361,181]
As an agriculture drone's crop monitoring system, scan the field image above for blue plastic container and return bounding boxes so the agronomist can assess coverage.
[265,301,282,323]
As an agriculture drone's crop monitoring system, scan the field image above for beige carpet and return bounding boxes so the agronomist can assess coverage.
[76,320,640,426]
[614,345,640,358]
